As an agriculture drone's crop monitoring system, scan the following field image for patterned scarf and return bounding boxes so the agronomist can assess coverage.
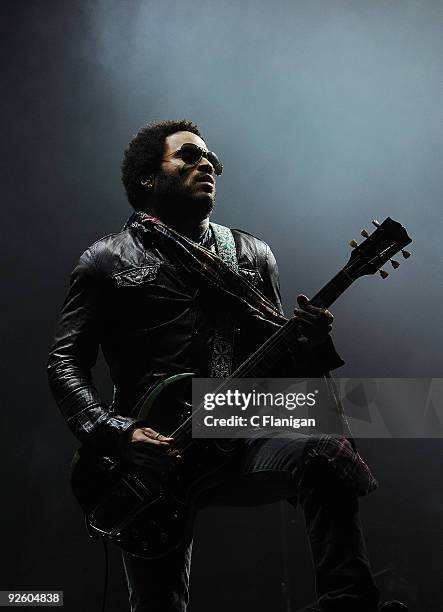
[130,212,287,332]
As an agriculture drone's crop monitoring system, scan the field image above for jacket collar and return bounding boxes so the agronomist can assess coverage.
[121,210,147,232]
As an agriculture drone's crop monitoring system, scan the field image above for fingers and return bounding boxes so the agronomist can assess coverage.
[294,293,333,345]
[123,426,183,468]
[295,315,332,331]
[296,293,309,308]
[130,427,174,447]
[293,308,329,325]
[141,427,174,441]
[295,294,333,321]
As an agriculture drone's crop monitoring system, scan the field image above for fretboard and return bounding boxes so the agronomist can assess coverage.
[228,268,354,379]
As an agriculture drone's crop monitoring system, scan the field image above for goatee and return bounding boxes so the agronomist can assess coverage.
[152,175,215,223]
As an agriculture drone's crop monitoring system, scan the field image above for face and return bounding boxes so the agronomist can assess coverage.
[150,131,217,220]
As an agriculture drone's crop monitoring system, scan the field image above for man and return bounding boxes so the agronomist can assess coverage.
[48,119,397,612]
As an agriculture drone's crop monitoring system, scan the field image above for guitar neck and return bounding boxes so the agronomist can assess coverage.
[310,269,354,309]
[231,268,354,379]
[168,216,411,443]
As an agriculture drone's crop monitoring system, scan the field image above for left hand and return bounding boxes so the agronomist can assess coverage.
[293,294,334,347]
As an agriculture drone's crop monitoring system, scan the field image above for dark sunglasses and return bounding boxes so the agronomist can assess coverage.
[165,143,223,176]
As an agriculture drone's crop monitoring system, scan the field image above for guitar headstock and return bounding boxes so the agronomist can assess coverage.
[344,217,412,280]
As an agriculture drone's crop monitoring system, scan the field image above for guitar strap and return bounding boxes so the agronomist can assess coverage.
[209,223,239,377]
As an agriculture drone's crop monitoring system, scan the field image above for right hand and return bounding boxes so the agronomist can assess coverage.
[123,427,180,467]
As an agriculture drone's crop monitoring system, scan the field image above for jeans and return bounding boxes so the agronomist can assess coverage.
[121,434,380,612]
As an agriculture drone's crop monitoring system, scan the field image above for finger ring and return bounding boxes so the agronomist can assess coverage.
[155,433,161,440]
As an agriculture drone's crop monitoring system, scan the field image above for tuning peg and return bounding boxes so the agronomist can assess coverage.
[390,259,400,269]
[360,229,369,238]
[349,239,358,248]
[401,249,411,259]
[372,219,381,227]
[379,269,389,279]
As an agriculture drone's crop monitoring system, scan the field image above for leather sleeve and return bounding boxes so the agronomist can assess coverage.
[260,244,344,375]
[46,247,139,453]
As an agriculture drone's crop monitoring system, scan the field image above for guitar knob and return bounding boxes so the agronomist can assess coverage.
[360,229,369,238]
[349,239,358,248]
[372,219,381,227]
[390,259,400,269]
[379,269,389,279]
[401,249,411,259]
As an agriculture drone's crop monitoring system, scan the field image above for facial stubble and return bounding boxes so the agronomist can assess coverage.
[151,172,216,223]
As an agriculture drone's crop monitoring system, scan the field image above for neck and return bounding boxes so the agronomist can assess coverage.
[164,216,210,242]
[148,203,211,242]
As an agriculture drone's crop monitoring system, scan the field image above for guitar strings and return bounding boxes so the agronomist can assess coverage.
[166,255,376,454]
[168,269,357,454]
[168,319,297,452]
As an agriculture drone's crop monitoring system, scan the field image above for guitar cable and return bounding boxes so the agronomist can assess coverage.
[100,536,109,612]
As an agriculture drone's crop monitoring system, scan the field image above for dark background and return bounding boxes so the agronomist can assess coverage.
[2,1,442,610]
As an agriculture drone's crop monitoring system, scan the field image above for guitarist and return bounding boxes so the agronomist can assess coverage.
[47,119,388,612]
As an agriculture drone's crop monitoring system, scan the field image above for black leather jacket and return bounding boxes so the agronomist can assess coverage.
[47,213,343,454]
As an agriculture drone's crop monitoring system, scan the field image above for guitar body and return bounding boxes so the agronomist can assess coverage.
[71,374,237,559]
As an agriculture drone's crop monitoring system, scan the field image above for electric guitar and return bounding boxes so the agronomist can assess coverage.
[71,217,412,558]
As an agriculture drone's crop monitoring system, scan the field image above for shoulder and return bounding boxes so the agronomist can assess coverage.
[87,229,132,257]
[229,227,282,312]
[230,227,271,258]
[75,228,141,277]
[229,227,276,273]
[230,227,270,249]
